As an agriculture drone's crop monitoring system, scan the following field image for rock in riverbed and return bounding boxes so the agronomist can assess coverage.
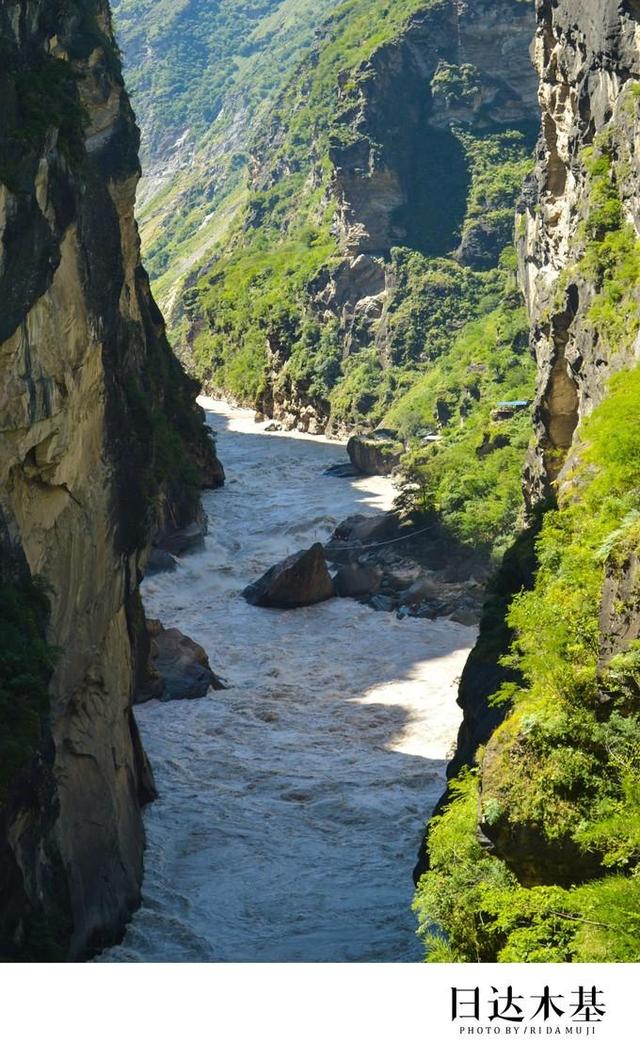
[333,563,383,599]
[243,542,336,609]
[325,512,400,559]
[146,620,224,702]
[347,433,403,476]
[154,519,206,556]
[146,548,178,575]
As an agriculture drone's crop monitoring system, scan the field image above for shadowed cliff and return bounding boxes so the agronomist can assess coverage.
[0,0,222,960]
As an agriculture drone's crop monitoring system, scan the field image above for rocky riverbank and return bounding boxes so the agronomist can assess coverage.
[101,398,476,962]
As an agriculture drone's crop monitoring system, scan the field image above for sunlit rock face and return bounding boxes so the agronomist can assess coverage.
[519,0,640,504]
[0,0,220,959]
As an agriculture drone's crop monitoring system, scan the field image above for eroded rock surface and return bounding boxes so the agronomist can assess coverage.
[253,0,538,431]
[427,0,640,889]
[518,0,640,503]
[0,0,222,959]
[347,434,403,476]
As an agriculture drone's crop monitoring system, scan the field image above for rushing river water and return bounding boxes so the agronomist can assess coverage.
[103,399,476,962]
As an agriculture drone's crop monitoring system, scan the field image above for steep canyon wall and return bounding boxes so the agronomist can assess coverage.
[0,0,221,959]
[417,0,640,963]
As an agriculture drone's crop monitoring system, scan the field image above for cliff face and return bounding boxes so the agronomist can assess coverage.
[453,0,640,771]
[326,0,538,313]
[416,0,640,963]
[192,0,538,578]
[0,0,221,960]
[247,0,538,432]
[519,0,640,502]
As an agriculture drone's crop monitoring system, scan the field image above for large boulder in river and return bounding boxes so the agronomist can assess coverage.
[243,542,336,609]
[333,563,383,599]
[144,620,224,702]
[347,432,403,476]
[325,512,400,561]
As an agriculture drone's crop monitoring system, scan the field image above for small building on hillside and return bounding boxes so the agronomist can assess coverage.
[492,400,531,422]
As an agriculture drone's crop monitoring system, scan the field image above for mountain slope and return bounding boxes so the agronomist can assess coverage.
[186,0,537,560]
[111,0,343,323]
[415,0,640,964]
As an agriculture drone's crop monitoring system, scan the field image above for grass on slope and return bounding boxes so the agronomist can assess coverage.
[389,257,535,556]
[111,0,343,322]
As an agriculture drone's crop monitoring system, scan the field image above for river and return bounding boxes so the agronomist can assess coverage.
[102,399,476,962]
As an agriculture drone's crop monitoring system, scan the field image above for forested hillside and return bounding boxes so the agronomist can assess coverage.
[114,0,539,565]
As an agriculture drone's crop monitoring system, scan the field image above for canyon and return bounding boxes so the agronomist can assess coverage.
[102,401,474,962]
[2,0,640,964]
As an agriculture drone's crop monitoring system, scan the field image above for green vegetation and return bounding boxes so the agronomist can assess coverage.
[580,135,640,351]
[415,363,640,963]
[390,261,534,556]
[460,129,535,258]
[0,0,127,190]
[194,214,340,406]
[193,132,534,551]
[181,0,537,559]
[0,49,86,190]
[415,134,640,964]
[111,0,344,317]
[0,578,57,807]
[415,769,640,962]
[111,0,538,566]
[112,0,340,159]
[114,0,537,562]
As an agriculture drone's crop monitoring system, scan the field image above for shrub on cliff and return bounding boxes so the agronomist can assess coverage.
[415,366,640,963]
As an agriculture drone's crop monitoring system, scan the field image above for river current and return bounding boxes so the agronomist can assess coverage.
[103,399,476,962]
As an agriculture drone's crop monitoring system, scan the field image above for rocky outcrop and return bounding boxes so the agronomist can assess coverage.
[330,0,538,256]
[155,519,207,557]
[456,0,640,753]
[326,512,400,554]
[139,620,223,703]
[243,542,336,609]
[0,0,222,960]
[347,433,403,476]
[333,563,383,599]
[326,511,486,620]
[443,0,640,782]
[518,0,640,505]
[420,0,640,890]
[599,552,640,667]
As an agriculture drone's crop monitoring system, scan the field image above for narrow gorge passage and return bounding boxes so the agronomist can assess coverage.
[104,400,475,962]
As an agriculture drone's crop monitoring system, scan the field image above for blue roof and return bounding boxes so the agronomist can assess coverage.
[497,400,530,408]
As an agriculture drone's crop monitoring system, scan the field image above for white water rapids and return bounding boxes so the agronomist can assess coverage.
[103,399,476,962]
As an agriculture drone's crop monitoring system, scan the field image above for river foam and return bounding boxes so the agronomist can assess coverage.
[102,399,476,962]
